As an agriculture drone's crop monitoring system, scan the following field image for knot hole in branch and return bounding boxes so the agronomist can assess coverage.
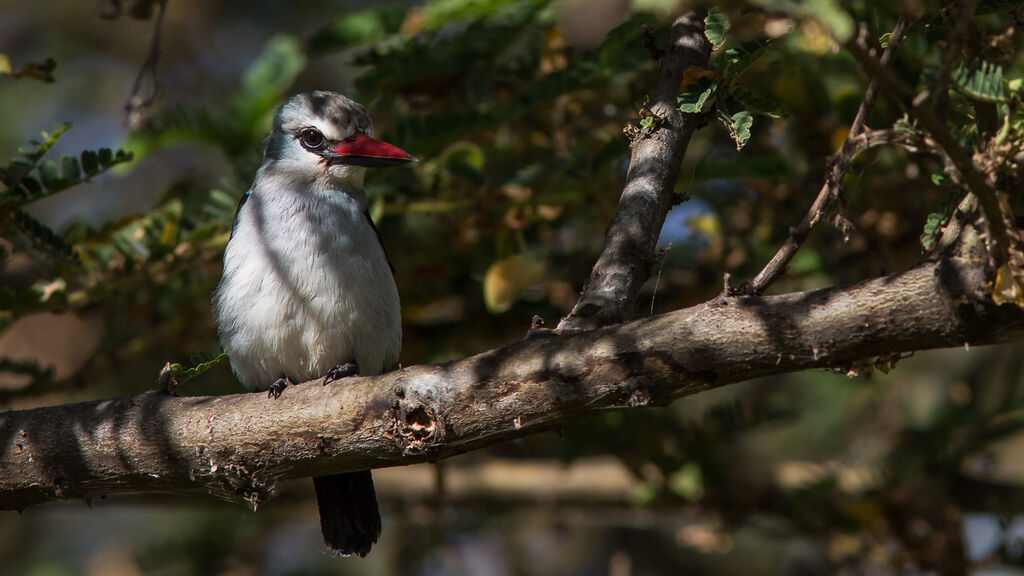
[394,401,443,455]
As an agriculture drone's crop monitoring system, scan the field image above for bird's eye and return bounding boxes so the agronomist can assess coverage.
[299,129,325,150]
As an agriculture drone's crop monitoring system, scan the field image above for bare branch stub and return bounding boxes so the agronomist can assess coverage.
[741,15,911,296]
[557,10,712,332]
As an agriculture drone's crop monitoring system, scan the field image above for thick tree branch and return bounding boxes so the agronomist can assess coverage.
[558,10,712,331]
[2,226,1022,511]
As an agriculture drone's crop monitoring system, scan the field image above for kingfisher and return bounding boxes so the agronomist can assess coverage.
[214,91,414,557]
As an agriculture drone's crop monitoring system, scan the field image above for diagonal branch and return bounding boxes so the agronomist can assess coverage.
[843,31,1013,267]
[1,221,1020,511]
[557,10,712,332]
[741,15,911,295]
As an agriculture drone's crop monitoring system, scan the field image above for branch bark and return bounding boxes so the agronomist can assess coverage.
[558,10,712,331]
[2,225,1021,511]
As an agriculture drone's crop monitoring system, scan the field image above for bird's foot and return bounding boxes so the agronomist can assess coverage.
[324,361,359,385]
[268,376,292,399]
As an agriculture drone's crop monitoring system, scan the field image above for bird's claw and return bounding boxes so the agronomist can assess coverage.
[268,377,289,399]
[324,361,359,385]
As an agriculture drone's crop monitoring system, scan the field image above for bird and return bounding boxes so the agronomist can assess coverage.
[213,91,414,557]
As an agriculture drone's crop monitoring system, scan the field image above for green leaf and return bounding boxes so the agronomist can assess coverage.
[168,351,229,385]
[953,60,1008,103]
[678,76,718,113]
[920,211,948,251]
[0,123,70,194]
[60,155,81,184]
[30,123,70,160]
[722,38,772,79]
[306,7,408,56]
[97,148,113,167]
[37,160,62,190]
[80,150,99,176]
[11,209,78,261]
[704,8,729,50]
[717,108,754,150]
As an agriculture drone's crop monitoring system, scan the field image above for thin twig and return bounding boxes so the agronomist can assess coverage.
[930,0,977,117]
[843,36,1012,267]
[741,16,911,295]
[123,0,168,130]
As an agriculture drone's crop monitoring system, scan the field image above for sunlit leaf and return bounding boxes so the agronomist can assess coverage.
[678,76,718,113]
[704,8,729,50]
[717,108,753,149]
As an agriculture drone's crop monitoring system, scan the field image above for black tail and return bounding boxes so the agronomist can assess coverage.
[313,471,382,557]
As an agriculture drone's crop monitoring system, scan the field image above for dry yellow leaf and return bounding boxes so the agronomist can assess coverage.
[483,254,547,314]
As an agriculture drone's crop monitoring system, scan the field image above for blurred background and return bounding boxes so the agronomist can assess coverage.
[2,0,1024,574]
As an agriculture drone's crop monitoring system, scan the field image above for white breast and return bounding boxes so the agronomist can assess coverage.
[213,181,401,390]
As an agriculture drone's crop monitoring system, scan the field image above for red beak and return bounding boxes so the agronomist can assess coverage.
[329,132,415,168]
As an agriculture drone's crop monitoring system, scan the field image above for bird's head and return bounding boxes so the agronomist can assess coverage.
[262,91,414,189]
